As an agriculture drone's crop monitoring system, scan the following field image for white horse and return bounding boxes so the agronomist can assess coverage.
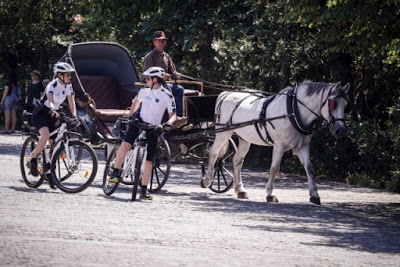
[201,81,350,205]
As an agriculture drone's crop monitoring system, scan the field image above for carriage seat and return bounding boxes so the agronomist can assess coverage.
[95,109,128,122]
[79,75,136,123]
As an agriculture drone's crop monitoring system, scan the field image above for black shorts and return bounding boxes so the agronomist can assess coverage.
[32,105,59,139]
[123,119,158,161]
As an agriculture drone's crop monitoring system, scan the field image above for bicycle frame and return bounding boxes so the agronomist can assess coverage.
[26,119,82,172]
[120,129,148,180]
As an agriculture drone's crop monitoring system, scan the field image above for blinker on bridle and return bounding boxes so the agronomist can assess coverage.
[328,98,336,111]
[320,86,349,124]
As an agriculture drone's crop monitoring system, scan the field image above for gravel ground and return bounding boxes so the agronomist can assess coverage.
[0,132,399,266]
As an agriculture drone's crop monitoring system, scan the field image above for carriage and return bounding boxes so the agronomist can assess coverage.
[60,42,237,193]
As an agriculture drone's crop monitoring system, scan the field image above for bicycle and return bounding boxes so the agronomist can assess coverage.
[20,110,98,193]
[103,120,171,201]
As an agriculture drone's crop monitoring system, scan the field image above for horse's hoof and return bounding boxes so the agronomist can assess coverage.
[310,197,321,205]
[200,179,208,188]
[266,195,278,203]
[238,191,248,199]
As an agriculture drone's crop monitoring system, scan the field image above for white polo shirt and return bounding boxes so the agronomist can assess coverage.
[44,78,74,110]
[137,86,176,125]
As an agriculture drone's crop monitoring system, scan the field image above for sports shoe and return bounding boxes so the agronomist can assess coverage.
[45,174,57,189]
[139,192,153,200]
[30,157,39,177]
[109,168,122,184]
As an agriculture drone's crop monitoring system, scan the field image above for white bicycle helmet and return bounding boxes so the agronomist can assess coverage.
[53,62,75,74]
[143,67,165,79]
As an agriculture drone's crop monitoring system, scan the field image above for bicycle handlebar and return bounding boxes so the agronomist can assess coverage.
[50,109,80,130]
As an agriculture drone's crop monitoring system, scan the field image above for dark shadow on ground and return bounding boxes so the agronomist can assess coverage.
[0,143,21,157]
[186,193,400,254]
[161,165,400,254]
[6,185,59,194]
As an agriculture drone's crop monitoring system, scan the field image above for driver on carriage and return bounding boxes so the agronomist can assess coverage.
[109,66,176,200]
[29,62,78,187]
[142,31,186,128]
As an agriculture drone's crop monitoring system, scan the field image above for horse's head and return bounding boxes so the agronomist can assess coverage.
[320,82,350,138]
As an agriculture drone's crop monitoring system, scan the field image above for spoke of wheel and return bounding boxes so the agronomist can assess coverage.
[150,170,154,191]
[220,168,229,187]
[155,168,161,186]
[222,167,234,177]
[156,166,166,177]
[210,169,217,187]
[158,150,165,159]
[223,151,235,161]
[62,156,69,171]
[217,169,220,191]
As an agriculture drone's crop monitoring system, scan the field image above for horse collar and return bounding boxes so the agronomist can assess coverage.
[286,87,315,135]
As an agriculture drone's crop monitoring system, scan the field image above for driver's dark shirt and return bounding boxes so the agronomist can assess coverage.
[142,48,178,80]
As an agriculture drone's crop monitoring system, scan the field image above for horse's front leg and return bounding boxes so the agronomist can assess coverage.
[266,145,285,203]
[233,138,251,199]
[294,145,321,205]
[201,133,232,188]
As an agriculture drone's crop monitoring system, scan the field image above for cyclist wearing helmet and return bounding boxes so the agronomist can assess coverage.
[29,62,77,180]
[110,66,176,200]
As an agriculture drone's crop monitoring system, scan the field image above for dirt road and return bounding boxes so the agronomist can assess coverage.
[0,132,399,266]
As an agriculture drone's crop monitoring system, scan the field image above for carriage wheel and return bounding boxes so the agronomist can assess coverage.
[147,136,171,193]
[197,138,237,193]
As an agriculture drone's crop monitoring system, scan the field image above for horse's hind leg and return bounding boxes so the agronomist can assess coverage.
[201,132,232,188]
[233,137,251,199]
[266,146,285,203]
[294,145,321,205]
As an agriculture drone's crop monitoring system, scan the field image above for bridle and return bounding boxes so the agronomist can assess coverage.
[319,85,349,124]
[293,84,348,126]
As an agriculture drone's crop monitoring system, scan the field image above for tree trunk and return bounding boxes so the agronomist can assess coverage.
[196,29,214,81]
[327,53,355,120]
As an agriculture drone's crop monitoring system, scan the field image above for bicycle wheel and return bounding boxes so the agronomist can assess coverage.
[132,146,144,201]
[103,144,121,196]
[148,136,171,193]
[20,136,45,188]
[51,140,98,193]
[201,137,237,193]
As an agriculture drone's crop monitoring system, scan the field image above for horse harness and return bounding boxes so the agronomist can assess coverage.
[215,92,288,145]
[214,84,347,145]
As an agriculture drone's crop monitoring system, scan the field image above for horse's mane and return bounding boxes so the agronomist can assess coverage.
[303,81,332,96]
[278,81,332,96]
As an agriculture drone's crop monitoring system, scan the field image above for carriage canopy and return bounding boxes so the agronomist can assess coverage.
[60,42,141,98]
